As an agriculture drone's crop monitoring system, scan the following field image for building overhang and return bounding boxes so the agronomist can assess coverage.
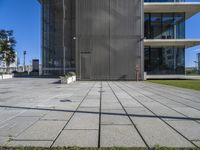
[144,39,200,48]
[144,2,200,19]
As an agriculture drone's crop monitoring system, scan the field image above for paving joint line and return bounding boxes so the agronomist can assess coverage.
[123,82,200,126]
[107,82,150,149]
[144,82,200,99]
[141,82,200,103]
[50,82,97,148]
[138,83,200,112]
[98,82,102,148]
[11,115,44,140]
[115,82,199,148]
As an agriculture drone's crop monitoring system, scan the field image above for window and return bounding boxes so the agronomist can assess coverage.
[144,47,185,75]
[144,13,185,39]
[150,14,162,39]
[144,0,185,2]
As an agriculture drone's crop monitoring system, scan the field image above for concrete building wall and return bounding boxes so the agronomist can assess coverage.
[76,0,143,80]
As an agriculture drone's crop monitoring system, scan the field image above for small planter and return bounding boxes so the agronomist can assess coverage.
[60,75,76,84]
[72,76,76,82]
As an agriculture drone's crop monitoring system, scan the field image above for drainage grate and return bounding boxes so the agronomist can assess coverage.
[60,99,72,102]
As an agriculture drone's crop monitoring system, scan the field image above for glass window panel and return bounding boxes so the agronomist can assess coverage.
[174,13,185,38]
[144,13,185,39]
[144,14,150,38]
[144,47,185,75]
[162,13,174,39]
[150,14,162,39]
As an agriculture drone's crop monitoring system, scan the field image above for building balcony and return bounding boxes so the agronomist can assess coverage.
[144,2,200,19]
[144,39,200,48]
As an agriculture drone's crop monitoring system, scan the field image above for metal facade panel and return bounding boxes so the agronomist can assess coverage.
[81,53,91,79]
[76,0,142,80]
[76,0,110,80]
[42,0,142,79]
[110,0,142,80]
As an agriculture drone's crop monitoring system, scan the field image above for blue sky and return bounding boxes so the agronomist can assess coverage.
[0,0,41,65]
[0,0,200,67]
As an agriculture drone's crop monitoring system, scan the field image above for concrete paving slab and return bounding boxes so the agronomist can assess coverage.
[101,125,146,147]
[0,109,26,125]
[101,109,131,125]
[101,103,122,110]
[7,140,52,147]
[172,107,200,118]
[131,117,194,147]
[65,113,99,130]
[78,107,99,113]
[1,79,200,148]
[0,116,39,137]
[41,111,73,121]
[53,130,98,147]
[81,101,100,108]
[165,119,200,142]
[145,87,200,111]
[18,110,47,117]
[125,107,153,116]
[14,120,66,140]
[66,96,85,102]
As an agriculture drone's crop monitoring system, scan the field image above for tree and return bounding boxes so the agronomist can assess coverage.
[0,30,16,73]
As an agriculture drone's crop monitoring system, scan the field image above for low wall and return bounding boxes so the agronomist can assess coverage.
[0,74,13,80]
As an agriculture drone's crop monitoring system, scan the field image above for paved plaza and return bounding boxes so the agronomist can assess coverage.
[0,78,200,148]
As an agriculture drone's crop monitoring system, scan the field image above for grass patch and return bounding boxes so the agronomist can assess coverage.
[147,80,200,91]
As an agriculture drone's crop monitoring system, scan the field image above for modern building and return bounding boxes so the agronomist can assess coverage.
[39,0,200,80]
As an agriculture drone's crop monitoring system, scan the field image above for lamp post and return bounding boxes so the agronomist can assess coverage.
[23,51,26,72]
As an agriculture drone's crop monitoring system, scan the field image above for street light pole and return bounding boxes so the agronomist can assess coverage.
[23,51,26,72]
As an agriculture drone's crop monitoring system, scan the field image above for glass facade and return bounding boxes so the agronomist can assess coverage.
[41,0,75,75]
[145,47,185,74]
[144,11,186,75]
[145,13,185,39]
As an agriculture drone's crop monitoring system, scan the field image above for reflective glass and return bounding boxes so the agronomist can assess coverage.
[145,47,185,74]
[144,0,185,2]
[144,13,185,39]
